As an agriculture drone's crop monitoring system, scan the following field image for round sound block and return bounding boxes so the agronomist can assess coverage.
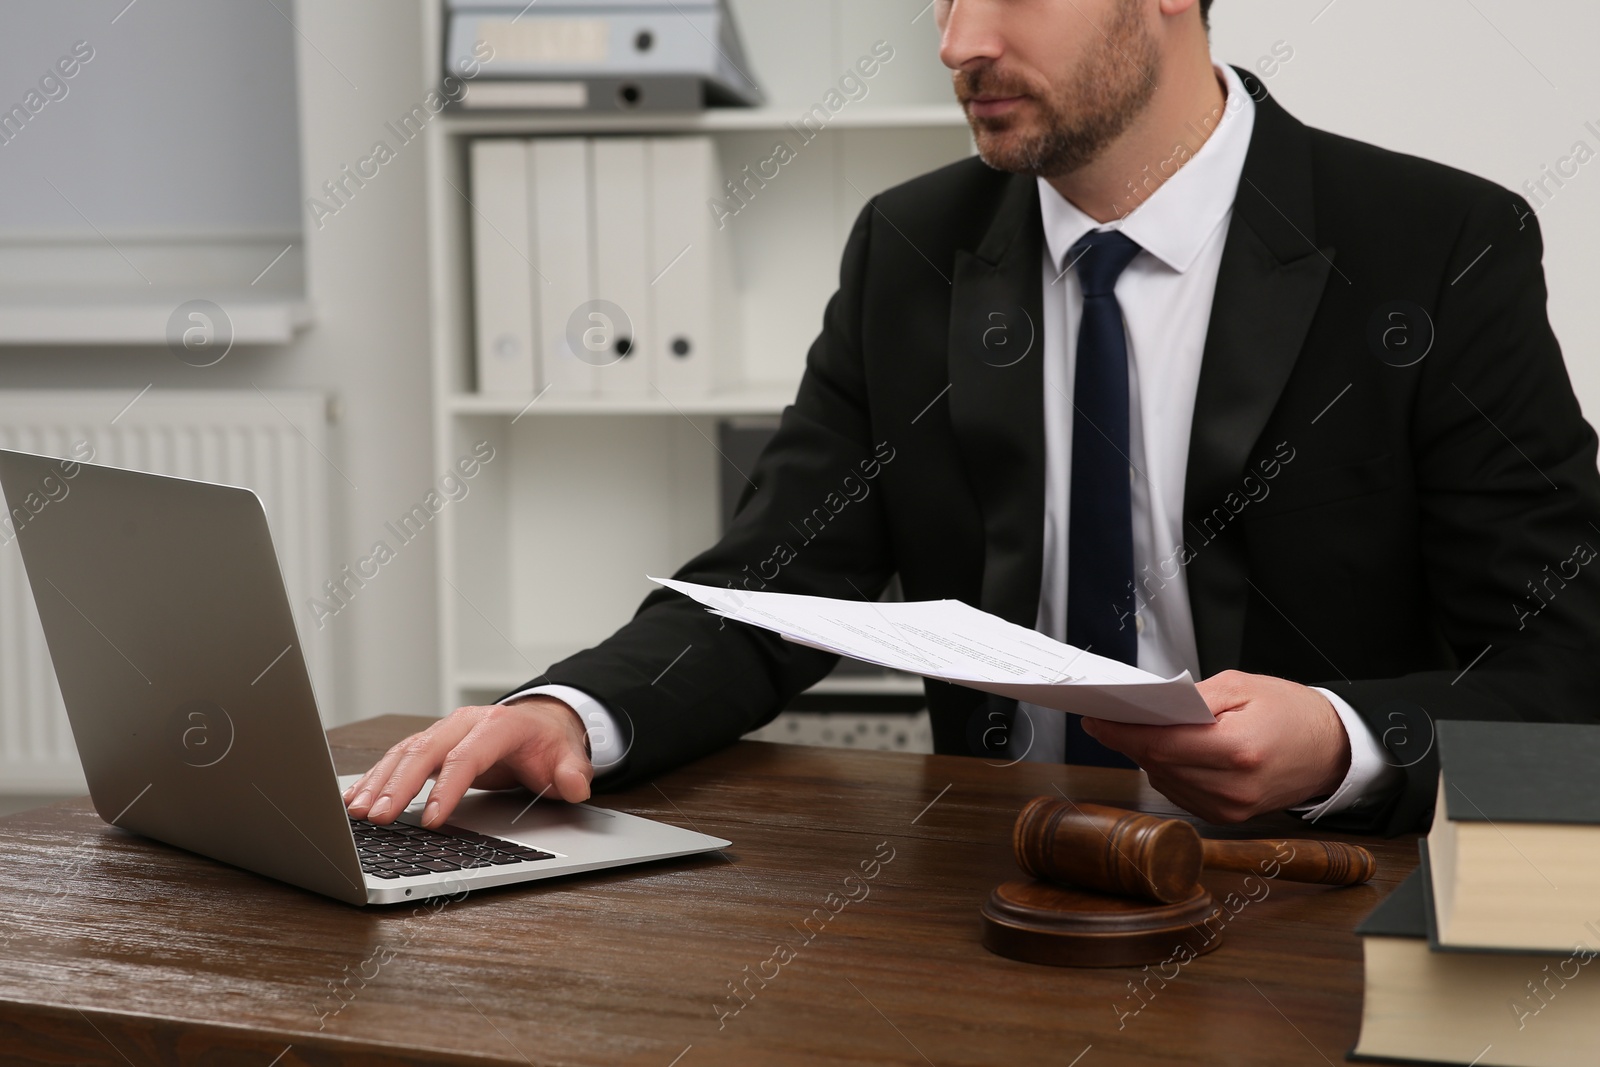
[980,879,1224,968]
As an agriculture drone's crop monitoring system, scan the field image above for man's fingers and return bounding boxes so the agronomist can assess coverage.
[357,711,482,823]
[551,755,593,804]
[421,704,594,826]
[420,707,558,826]
[346,728,434,808]
[499,696,594,804]
[1143,765,1262,824]
[1079,717,1135,753]
[1083,717,1244,772]
[420,722,506,828]
[494,725,593,807]
[346,698,595,829]
[344,739,414,817]
[1194,669,1256,716]
[1081,719,1170,764]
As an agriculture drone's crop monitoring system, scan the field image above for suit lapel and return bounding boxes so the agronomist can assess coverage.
[1184,68,1338,676]
[941,69,1337,673]
[947,175,1048,628]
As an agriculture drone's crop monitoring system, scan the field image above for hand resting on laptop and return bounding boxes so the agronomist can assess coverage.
[343,696,593,828]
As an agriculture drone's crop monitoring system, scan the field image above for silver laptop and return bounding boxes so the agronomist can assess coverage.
[0,448,728,906]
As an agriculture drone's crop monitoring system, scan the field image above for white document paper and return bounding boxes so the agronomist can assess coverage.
[650,578,1215,727]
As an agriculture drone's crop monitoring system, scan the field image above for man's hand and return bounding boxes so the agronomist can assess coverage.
[342,696,593,829]
[1080,670,1351,823]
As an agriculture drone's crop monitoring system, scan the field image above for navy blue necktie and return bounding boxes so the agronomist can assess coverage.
[1063,229,1143,768]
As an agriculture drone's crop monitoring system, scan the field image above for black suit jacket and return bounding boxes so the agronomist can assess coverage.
[515,68,1600,835]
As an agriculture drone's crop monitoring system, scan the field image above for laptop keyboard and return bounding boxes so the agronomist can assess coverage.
[350,817,556,879]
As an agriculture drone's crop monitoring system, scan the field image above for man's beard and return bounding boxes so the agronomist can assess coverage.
[955,2,1160,178]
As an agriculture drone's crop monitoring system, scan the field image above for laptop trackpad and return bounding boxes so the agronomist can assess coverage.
[436,789,626,857]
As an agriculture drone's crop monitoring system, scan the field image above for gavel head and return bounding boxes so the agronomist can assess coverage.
[1013,796,1203,904]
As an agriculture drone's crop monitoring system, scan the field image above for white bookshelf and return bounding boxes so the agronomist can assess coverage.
[422,0,972,713]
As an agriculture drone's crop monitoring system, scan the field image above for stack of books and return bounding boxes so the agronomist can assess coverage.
[1352,721,1600,1066]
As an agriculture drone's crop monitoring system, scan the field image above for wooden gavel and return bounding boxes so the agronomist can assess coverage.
[1013,796,1376,904]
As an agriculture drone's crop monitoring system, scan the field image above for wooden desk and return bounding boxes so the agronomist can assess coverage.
[0,715,1416,1066]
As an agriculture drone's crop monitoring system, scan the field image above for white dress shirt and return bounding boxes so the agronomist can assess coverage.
[1012,58,1399,818]
[510,58,1401,817]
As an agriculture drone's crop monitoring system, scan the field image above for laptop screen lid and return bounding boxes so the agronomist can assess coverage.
[0,449,368,905]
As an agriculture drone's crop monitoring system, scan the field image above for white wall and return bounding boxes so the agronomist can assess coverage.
[0,3,301,235]
[1212,0,1600,416]
[0,2,439,727]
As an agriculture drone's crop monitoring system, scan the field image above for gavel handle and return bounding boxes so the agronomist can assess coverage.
[1201,838,1376,886]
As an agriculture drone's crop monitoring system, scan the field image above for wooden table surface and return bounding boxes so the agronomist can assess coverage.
[0,715,1418,1067]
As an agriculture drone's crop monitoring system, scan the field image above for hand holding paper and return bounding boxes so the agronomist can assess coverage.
[650,578,1215,727]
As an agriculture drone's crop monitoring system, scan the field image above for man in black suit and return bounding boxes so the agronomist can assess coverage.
[348,0,1600,836]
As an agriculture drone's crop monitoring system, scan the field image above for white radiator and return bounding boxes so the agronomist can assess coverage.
[0,390,331,793]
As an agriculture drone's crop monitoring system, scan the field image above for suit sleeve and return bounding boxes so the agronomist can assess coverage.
[1317,189,1600,835]
[495,204,898,791]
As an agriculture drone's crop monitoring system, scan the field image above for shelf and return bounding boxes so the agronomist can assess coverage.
[448,387,796,417]
[0,236,310,346]
[0,297,312,346]
[440,102,967,136]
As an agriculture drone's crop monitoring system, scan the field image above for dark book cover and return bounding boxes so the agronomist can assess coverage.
[1354,864,1427,940]
[1417,838,1445,951]
[1438,720,1600,825]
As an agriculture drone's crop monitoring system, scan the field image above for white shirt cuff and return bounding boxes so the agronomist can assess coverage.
[499,684,628,774]
[1291,687,1404,821]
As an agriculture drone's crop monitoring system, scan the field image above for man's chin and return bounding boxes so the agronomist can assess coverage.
[971,132,1046,176]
